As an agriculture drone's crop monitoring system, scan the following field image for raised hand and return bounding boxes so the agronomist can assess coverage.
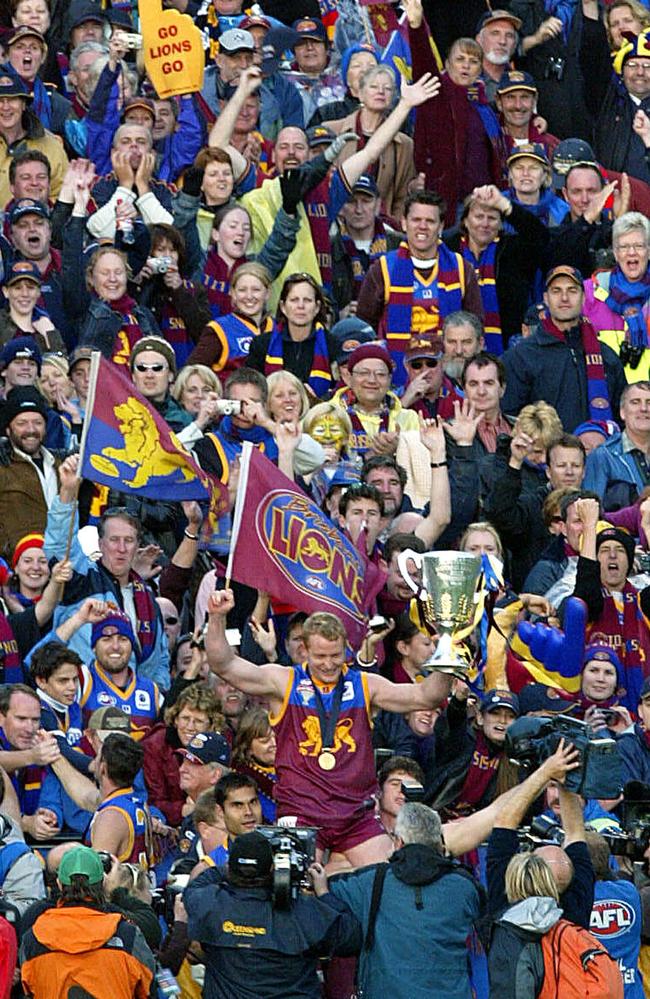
[401,72,441,108]
[207,588,235,618]
[445,399,482,446]
[419,415,446,461]
[111,148,135,189]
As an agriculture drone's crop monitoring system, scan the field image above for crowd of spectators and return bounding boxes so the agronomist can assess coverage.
[6,0,650,996]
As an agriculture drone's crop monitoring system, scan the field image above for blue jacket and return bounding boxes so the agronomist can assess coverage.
[591,877,644,999]
[328,844,482,999]
[184,866,361,999]
[617,725,650,786]
[78,296,161,359]
[583,432,646,511]
[43,496,170,689]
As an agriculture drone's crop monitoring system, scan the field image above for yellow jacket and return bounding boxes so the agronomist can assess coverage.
[0,127,68,204]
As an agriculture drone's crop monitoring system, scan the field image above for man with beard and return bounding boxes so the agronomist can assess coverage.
[573,501,650,712]
[475,8,521,102]
[0,384,62,561]
[401,332,464,420]
[442,311,485,389]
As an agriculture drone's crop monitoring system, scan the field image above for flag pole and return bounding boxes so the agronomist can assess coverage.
[225,441,253,588]
[63,351,101,561]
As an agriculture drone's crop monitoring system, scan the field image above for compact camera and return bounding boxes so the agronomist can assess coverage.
[148,256,173,275]
[215,399,242,416]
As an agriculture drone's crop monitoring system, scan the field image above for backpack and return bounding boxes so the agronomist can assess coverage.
[538,918,624,999]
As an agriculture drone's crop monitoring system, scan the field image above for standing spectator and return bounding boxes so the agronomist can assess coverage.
[0,74,68,206]
[475,8,521,102]
[583,381,650,510]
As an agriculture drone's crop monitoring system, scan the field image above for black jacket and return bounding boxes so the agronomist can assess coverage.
[445,203,549,347]
[501,320,626,431]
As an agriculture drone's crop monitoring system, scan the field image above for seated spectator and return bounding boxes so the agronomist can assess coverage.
[142,683,223,827]
[231,706,277,822]
[193,147,237,249]
[8,533,49,609]
[266,370,309,429]
[502,265,626,431]
[20,845,155,999]
[583,381,650,510]
[583,212,650,383]
[247,272,337,397]
[575,643,626,721]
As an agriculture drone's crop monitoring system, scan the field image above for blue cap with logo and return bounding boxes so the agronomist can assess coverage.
[482,689,520,715]
[178,732,231,766]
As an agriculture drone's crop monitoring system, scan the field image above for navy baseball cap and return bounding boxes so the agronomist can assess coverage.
[178,732,231,767]
[0,336,42,371]
[482,689,520,715]
[352,174,380,197]
[306,125,336,148]
[330,317,376,364]
[552,138,598,189]
[10,198,50,224]
[518,683,577,715]
[0,73,31,101]
[291,17,328,43]
[496,69,536,95]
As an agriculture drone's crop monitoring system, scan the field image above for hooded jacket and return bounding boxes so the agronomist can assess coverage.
[20,903,155,999]
[488,895,563,999]
[328,843,483,999]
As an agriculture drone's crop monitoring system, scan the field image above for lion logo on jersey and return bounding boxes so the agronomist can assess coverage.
[298,716,357,757]
[90,397,195,488]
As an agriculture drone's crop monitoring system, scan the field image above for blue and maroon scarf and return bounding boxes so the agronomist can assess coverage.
[603,267,650,350]
[0,611,22,684]
[264,323,332,398]
[202,252,244,318]
[591,583,650,712]
[0,728,42,814]
[380,241,464,387]
[340,218,389,290]
[460,237,502,355]
[130,572,158,665]
[541,313,613,421]
[159,280,194,368]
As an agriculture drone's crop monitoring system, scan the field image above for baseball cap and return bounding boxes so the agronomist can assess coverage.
[481,689,520,715]
[178,732,231,767]
[91,611,136,649]
[305,125,336,149]
[352,174,379,197]
[10,198,50,225]
[67,1,105,32]
[130,335,177,375]
[69,346,93,371]
[87,705,132,733]
[496,69,537,96]
[229,831,273,878]
[291,17,328,43]
[507,142,549,169]
[5,260,41,287]
[347,342,394,373]
[0,74,31,101]
[58,846,105,886]
[518,683,577,715]
[405,333,444,362]
[219,27,255,54]
[330,317,376,364]
[0,337,42,371]
[476,8,522,32]
[551,138,598,189]
[544,265,583,290]
[239,14,271,31]
[8,24,46,47]
[123,96,155,121]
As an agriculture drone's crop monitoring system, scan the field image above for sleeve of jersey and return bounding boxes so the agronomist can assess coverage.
[328,169,352,225]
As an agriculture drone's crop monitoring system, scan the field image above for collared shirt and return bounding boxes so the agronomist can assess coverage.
[12,445,58,506]
[621,430,650,484]
[476,412,513,453]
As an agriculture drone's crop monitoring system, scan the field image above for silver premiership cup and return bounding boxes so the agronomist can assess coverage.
[396,550,483,672]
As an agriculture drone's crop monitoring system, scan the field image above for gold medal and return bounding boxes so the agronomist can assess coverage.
[318,750,336,771]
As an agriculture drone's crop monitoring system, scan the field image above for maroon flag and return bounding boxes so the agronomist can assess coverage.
[227,444,385,646]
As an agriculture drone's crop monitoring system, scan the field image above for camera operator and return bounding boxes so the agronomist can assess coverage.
[311,802,485,999]
[487,739,595,929]
[183,830,362,999]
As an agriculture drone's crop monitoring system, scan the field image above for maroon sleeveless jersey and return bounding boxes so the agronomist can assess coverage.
[271,664,377,824]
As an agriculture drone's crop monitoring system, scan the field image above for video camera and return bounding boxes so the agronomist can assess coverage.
[256,825,317,909]
[505,714,622,799]
[151,873,189,927]
[600,781,650,862]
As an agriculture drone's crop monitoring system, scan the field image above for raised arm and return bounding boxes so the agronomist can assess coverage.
[366,668,452,714]
[207,67,261,179]
[415,416,451,547]
[494,740,580,830]
[340,73,441,190]
[50,751,101,813]
[205,589,290,701]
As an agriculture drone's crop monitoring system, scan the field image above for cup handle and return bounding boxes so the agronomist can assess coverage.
[396,548,423,598]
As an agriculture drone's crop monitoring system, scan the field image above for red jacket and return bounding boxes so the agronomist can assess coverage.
[141,723,184,827]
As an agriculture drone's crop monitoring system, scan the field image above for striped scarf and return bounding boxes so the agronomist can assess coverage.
[0,611,22,684]
[130,572,158,664]
[264,324,332,398]
[159,280,194,368]
[381,242,464,387]
[108,293,142,366]
[603,267,650,350]
[202,252,243,318]
[460,237,502,355]
[541,314,613,421]
[592,583,650,712]
[340,219,389,288]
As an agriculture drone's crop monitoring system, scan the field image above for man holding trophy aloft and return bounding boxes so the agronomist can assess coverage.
[205,546,485,872]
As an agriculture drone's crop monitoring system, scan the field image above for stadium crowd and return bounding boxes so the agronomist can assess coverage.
[6,0,650,996]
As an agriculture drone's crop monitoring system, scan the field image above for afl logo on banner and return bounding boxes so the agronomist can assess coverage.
[590,899,635,937]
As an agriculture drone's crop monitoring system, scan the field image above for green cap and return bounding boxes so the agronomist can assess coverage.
[58,846,105,885]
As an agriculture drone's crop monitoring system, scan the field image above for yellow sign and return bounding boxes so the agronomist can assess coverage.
[139,0,204,97]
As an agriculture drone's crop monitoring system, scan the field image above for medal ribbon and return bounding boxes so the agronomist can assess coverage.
[308,669,345,751]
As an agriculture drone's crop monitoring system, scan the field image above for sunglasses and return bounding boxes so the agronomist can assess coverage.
[134,362,167,373]
[165,616,178,625]
[408,357,440,370]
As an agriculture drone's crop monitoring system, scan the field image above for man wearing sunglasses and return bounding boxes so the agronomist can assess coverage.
[400,332,463,421]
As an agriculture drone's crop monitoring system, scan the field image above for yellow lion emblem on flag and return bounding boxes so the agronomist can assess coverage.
[298,716,357,757]
[89,397,194,488]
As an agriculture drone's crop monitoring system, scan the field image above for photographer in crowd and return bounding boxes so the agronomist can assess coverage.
[183,830,362,999]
